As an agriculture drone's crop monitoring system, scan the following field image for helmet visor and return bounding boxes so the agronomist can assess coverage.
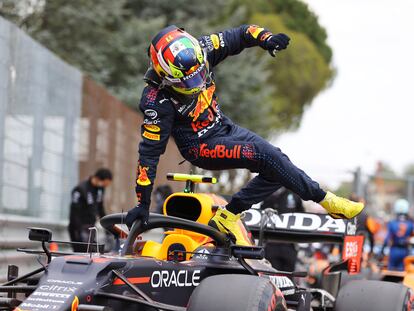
[169,63,209,95]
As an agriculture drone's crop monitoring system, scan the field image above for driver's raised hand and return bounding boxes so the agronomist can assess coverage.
[126,204,149,230]
[265,33,290,56]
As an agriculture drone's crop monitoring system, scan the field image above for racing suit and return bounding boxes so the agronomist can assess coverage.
[382,215,414,271]
[135,25,326,214]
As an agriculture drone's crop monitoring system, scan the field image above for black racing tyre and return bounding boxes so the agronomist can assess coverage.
[335,280,411,311]
[187,274,286,311]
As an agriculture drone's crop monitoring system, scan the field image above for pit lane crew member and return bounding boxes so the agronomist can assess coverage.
[68,168,112,252]
[126,25,364,245]
[381,199,414,271]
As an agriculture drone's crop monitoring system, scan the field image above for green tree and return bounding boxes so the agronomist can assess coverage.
[250,13,333,131]
[227,0,332,62]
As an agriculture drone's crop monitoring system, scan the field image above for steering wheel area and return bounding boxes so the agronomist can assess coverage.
[100,213,229,256]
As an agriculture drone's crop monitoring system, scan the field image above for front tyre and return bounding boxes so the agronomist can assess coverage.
[187,274,287,311]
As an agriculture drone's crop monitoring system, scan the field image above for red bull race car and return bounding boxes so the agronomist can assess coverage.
[0,173,412,311]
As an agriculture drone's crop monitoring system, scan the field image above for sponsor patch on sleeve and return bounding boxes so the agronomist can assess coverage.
[137,165,151,186]
[144,109,158,119]
[143,131,160,141]
[260,31,272,42]
[210,34,220,49]
[200,35,214,51]
[247,25,265,39]
[143,124,161,132]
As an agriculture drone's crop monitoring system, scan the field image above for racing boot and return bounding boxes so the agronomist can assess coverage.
[208,208,252,246]
[319,191,364,219]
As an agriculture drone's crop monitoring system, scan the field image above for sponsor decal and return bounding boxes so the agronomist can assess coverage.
[32,291,71,299]
[144,118,161,125]
[246,25,265,39]
[210,34,220,49]
[143,124,161,132]
[46,279,83,285]
[144,109,158,119]
[218,32,225,47]
[241,144,255,160]
[193,248,210,260]
[201,35,214,51]
[342,235,364,274]
[268,275,296,296]
[189,84,216,121]
[38,285,77,293]
[183,63,205,81]
[190,100,221,137]
[193,117,221,138]
[19,302,52,309]
[244,211,347,234]
[159,98,169,104]
[151,270,201,288]
[260,31,272,42]
[269,276,294,288]
[25,298,65,304]
[191,119,211,132]
[143,131,160,141]
[137,165,151,186]
[199,144,241,159]
[71,296,79,311]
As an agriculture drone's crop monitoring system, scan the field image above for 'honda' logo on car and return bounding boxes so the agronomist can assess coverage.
[151,270,201,288]
[244,211,346,233]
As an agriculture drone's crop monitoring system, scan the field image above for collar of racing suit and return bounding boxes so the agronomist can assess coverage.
[143,68,214,106]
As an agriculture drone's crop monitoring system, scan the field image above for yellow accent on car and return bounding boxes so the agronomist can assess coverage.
[163,192,218,225]
[134,179,230,259]
[166,173,217,184]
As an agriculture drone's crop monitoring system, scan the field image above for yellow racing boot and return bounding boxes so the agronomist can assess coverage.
[208,208,252,246]
[320,191,364,219]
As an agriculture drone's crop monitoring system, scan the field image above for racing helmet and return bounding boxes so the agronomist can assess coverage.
[149,25,209,95]
[393,198,410,214]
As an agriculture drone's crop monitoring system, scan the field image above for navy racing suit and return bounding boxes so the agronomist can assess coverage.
[135,25,326,213]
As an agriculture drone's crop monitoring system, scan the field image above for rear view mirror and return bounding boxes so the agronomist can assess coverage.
[28,227,52,242]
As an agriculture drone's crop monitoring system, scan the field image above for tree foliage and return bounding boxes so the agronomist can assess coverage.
[0,0,333,138]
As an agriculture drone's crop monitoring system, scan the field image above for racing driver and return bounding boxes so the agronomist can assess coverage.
[126,25,364,245]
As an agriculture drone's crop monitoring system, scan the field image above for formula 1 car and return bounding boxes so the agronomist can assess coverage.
[0,173,412,311]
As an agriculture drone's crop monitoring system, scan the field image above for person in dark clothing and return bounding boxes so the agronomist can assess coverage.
[68,168,113,252]
[261,188,304,271]
[126,25,364,245]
